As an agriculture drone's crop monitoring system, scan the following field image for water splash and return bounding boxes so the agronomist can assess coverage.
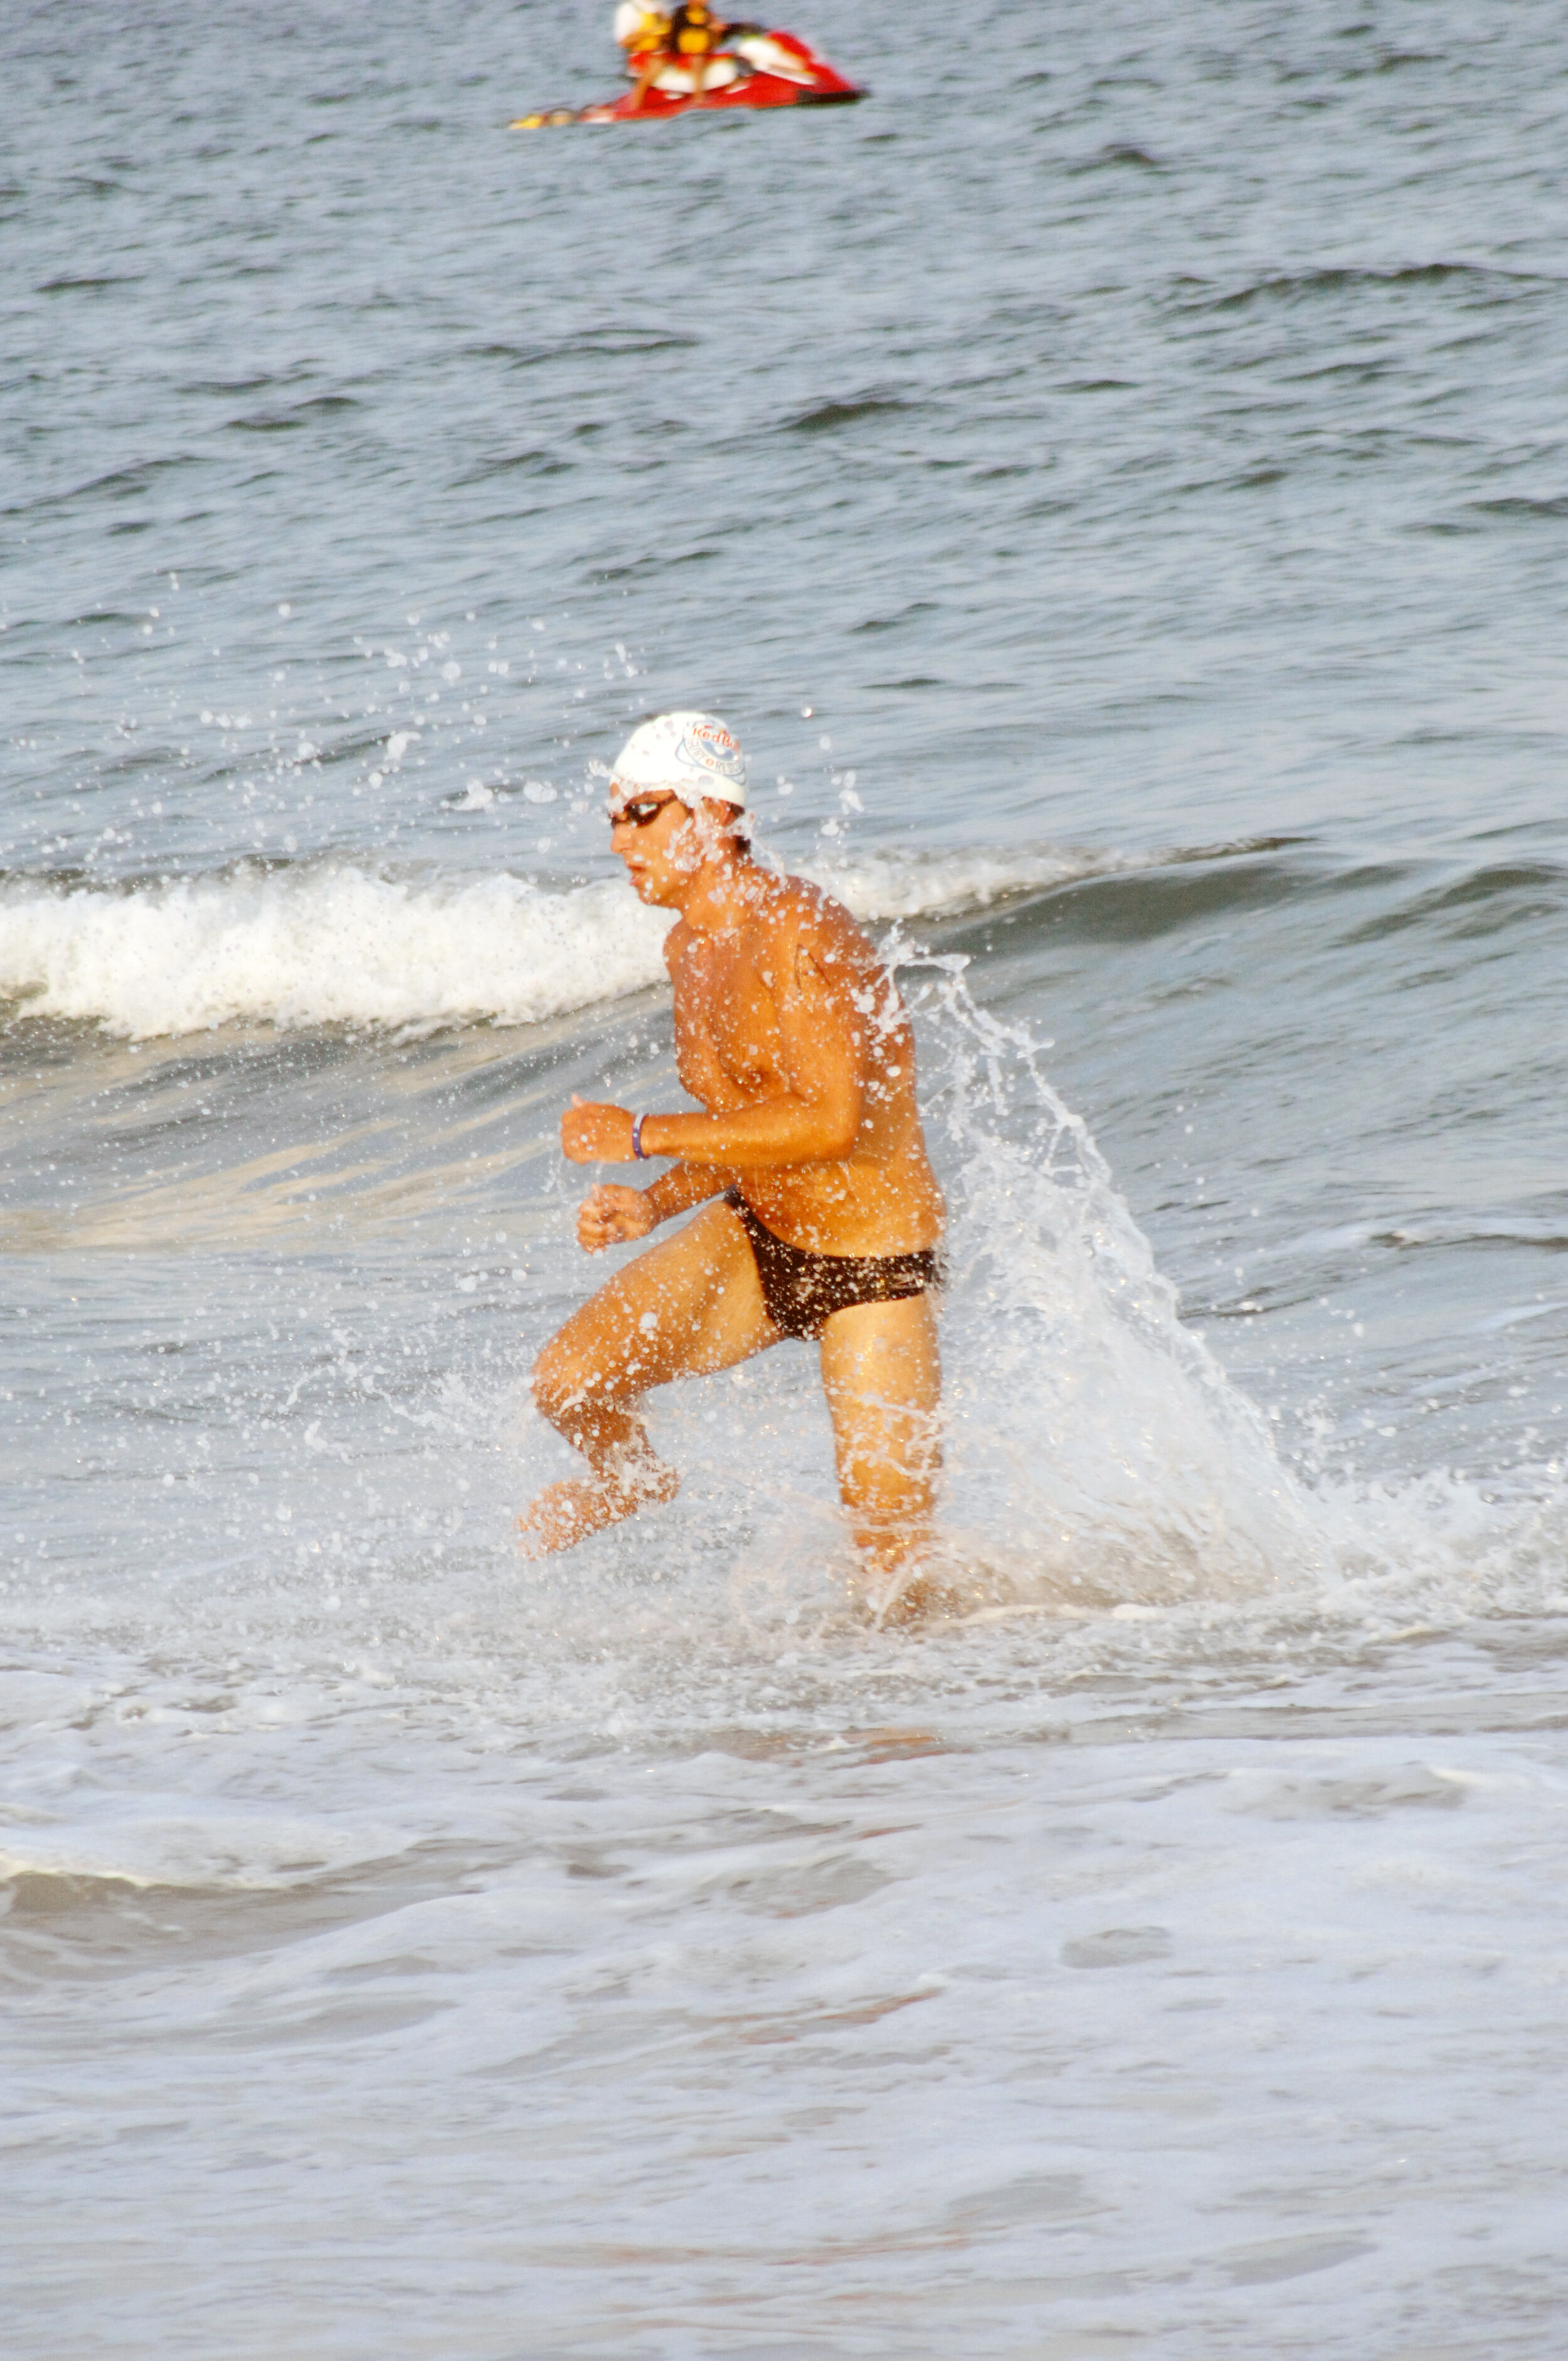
[886,942,1324,1606]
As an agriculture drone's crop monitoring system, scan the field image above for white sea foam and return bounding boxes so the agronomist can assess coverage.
[0,865,666,1037]
[0,844,1124,1038]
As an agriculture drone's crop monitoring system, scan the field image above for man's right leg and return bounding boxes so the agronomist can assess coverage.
[521,1197,776,1553]
[818,1292,943,1614]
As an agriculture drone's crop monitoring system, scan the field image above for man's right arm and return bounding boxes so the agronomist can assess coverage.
[575,1159,731,1253]
[644,1159,731,1224]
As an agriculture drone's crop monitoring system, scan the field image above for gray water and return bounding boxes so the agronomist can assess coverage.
[4,1,1568,2353]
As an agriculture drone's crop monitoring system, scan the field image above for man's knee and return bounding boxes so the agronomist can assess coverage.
[531,1329,648,1431]
[531,1339,598,1431]
[835,1405,941,1494]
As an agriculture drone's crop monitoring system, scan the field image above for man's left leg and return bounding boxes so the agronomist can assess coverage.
[818,1293,942,1606]
[521,1197,775,1554]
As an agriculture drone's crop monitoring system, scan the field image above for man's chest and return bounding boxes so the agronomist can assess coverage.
[671,934,787,1095]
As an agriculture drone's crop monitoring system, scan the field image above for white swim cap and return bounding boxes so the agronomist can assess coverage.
[609,711,749,808]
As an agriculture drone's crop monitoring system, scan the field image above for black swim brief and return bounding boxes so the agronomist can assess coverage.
[722,1187,942,1342]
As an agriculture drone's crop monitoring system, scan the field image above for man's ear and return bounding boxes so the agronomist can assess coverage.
[692,800,746,851]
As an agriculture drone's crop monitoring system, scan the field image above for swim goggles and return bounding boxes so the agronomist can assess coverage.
[609,793,679,828]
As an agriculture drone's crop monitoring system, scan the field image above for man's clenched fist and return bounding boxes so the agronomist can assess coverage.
[576,1184,657,1255]
[561,1093,636,1165]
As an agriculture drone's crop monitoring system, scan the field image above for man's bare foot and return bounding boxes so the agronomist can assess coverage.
[869,1573,968,1626]
[517,1462,679,1556]
[849,1544,969,1626]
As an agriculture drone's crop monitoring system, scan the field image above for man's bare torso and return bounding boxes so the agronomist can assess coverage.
[665,869,945,1257]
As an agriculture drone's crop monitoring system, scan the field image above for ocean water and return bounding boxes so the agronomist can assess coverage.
[4,0,1568,2352]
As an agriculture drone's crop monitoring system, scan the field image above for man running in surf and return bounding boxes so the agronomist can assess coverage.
[519,710,946,1605]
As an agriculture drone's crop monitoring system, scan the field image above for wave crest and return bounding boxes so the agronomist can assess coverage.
[0,845,1133,1039]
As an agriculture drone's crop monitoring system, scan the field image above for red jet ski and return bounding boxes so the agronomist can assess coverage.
[510,29,864,127]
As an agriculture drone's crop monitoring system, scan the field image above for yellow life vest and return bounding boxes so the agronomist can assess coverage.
[626,9,671,56]
[672,3,721,56]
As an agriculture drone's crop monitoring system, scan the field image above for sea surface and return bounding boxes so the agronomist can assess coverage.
[4,1,1568,2353]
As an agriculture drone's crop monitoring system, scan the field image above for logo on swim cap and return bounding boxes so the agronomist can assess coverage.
[677,717,745,788]
[610,710,749,807]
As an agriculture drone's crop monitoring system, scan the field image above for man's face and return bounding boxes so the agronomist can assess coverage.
[609,792,704,906]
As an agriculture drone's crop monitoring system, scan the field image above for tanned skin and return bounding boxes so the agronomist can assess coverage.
[519,791,946,1608]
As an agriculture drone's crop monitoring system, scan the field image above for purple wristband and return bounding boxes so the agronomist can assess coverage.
[631,1113,650,1161]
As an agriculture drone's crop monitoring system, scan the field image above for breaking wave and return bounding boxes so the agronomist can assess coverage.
[0,842,1149,1039]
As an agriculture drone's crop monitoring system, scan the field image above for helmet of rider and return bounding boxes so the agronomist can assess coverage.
[609,711,749,809]
[613,3,667,45]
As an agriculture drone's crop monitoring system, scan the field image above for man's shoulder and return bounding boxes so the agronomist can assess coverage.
[746,867,866,958]
[662,915,693,969]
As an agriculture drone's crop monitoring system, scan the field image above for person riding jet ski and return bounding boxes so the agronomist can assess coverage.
[514,16,862,128]
[613,4,670,66]
[613,2,756,109]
